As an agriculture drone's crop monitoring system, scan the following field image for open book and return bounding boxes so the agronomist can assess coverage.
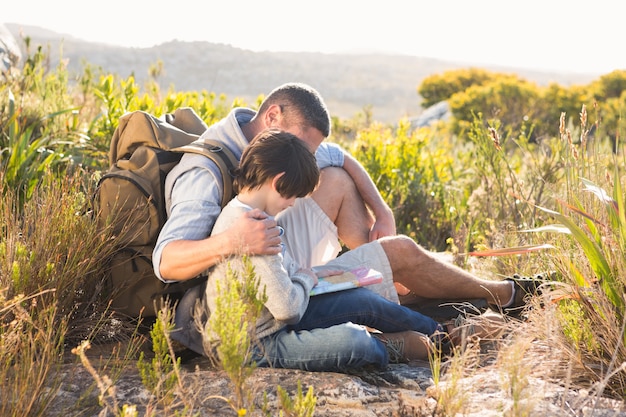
[310,266,383,296]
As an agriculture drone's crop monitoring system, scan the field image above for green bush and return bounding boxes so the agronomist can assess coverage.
[346,120,457,250]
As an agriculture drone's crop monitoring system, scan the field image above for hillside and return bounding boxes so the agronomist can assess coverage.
[6,23,599,123]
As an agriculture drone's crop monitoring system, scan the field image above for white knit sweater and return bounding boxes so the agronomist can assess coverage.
[205,198,317,339]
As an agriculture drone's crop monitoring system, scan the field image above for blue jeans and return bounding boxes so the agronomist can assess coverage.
[253,287,440,371]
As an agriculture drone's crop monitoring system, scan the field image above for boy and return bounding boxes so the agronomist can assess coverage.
[204,129,443,371]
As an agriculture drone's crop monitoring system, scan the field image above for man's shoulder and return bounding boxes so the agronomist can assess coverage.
[179,152,222,168]
[165,153,224,203]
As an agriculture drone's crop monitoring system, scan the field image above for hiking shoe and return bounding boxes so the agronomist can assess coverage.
[493,271,557,317]
[400,292,488,322]
[373,330,431,363]
[431,314,479,353]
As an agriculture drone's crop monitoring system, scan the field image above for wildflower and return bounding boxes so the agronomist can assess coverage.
[488,126,501,150]
[580,104,587,129]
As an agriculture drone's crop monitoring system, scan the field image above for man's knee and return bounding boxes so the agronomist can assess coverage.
[379,235,430,267]
[312,167,362,222]
[318,167,354,192]
[380,235,418,252]
[314,167,372,248]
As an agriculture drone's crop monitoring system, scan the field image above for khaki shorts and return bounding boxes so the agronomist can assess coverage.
[277,198,399,304]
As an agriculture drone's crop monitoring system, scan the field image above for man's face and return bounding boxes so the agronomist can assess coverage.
[281,124,325,153]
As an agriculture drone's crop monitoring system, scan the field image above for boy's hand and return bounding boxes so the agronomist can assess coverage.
[314,268,344,279]
[297,268,319,286]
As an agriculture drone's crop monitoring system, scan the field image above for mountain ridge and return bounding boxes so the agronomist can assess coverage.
[5,23,599,123]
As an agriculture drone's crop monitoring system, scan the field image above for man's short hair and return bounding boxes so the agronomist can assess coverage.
[234,128,320,198]
[259,83,331,138]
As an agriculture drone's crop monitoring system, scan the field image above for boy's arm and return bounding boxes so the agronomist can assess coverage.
[256,259,317,324]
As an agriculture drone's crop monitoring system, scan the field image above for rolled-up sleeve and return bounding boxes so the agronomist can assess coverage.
[153,167,222,282]
[315,142,344,169]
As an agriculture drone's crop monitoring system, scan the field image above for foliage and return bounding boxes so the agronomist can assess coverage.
[203,256,268,414]
[498,339,533,416]
[449,76,542,139]
[346,120,457,250]
[430,343,479,416]
[417,68,626,144]
[87,74,235,170]
[0,44,88,209]
[0,90,77,210]
[459,114,566,253]
[522,107,626,397]
[588,70,626,100]
[535,83,589,139]
[0,169,117,344]
[274,381,317,417]
[137,308,181,405]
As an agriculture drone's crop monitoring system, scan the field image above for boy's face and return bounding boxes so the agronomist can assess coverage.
[266,190,297,217]
[266,172,297,216]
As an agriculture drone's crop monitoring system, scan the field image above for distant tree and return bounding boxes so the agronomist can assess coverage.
[448,76,541,139]
[418,67,625,145]
[589,70,626,100]
[535,83,590,139]
[418,68,507,108]
[586,71,626,145]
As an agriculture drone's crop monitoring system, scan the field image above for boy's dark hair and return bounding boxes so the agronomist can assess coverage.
[258,82,331,138]
[234,128,320,198]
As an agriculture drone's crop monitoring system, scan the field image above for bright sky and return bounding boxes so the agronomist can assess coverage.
[3,0,625,75]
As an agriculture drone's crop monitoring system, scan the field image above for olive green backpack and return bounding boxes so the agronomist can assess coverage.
[95,108,238,319]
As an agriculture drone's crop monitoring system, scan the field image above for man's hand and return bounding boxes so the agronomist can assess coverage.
[368,209,396,241]
[229,208,282,255]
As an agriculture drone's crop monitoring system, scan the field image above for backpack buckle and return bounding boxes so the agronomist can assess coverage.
[208,145,223,153]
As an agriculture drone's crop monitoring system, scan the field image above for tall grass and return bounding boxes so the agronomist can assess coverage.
[0,291,65,417]
[0,170,118,414]
[524,107,626,397]
[0,171,116,339]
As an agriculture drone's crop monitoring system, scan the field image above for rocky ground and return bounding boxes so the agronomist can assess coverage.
[47,346,626,417]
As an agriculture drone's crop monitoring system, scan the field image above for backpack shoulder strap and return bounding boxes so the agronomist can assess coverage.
[173,140,239,209]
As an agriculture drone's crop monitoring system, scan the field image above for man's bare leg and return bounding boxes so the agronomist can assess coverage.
[311,167,373,249]
[312,168,513,302]
[313,168,517,306]
[379,235,514,307]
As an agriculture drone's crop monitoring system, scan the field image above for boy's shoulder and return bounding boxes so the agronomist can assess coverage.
[213,200,250,234]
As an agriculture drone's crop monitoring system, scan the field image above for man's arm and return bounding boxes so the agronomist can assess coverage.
[158,209,281,281]
[154,165,282,282]
[341,152,396,240]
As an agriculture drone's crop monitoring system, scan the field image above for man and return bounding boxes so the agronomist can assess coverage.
[153,83,538,345]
